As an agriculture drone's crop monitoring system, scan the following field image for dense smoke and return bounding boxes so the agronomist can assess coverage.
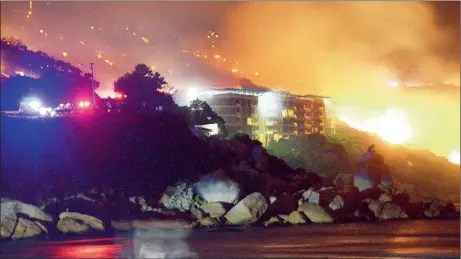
[217,2,460,158]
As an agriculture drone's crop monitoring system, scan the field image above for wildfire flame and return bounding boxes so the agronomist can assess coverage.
[338,108,413,145]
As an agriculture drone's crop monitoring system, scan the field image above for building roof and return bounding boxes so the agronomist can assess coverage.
[200,88,331,100]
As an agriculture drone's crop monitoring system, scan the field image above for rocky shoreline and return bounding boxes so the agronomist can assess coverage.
[2,171,459,241]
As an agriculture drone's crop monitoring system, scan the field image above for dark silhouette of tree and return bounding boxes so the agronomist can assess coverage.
[113,64,175,113]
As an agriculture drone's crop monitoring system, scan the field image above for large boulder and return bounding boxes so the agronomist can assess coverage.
[2,199,53,222]
[262,193,297,220]
[329,195,345,211]
[129,196,154,212]
[199,202,230,218]
[159,182,195,212]
[44,195,107,221]
[57,212,104,234]
[286,211,308,225]
[379,203,408,220]
[1,199,52,240]
[301,187,336,207]
[298,203,334,223]
[423,198,444,218]
[263,216,281,227]
[366,199,385,218]
[194,171,241,205]
[197,217,220,227]
[224,192,268,225]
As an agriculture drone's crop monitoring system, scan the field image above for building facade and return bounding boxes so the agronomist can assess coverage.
[198,89,335,145]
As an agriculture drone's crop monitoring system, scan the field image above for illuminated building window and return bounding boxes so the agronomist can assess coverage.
[282,109,288,117]
[288,109,294,118]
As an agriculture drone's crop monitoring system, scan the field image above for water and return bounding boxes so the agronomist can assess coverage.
[2,220,459,258]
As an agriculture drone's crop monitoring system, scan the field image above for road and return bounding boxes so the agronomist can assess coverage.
[2,219,459,258]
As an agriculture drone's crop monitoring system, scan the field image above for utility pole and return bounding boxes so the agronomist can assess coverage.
[89,63,96,107]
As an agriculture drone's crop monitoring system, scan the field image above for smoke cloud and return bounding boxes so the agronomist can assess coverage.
[216,2,460,157]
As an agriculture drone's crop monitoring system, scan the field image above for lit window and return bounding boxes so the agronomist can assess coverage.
[288,109,295,118]
[282,109,288,117]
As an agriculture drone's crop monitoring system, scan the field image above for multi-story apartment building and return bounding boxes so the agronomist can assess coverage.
[198,88,335,145]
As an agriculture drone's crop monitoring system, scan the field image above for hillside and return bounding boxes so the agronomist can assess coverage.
[332,122,460,202]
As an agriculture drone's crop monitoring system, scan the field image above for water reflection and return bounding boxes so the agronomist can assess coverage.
[3,220,459,259]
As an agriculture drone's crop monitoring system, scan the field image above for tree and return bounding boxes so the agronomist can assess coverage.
[113,64,175,112]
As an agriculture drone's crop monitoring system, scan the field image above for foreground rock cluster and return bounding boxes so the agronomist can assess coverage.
[1,170,458,241]
[1,137,459,241]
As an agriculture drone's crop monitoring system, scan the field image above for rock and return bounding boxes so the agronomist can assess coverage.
[367,200,384,218]
[286,211,308,225]
[194,171,241,205]
[307,190,320,204]
[269,196,277,204]
[329,195,345,211]
[57,218,92,234]
[263,216,281,227]
[10,217,47,240]
[301,188,314,201]
[333,173,354,189]
[402,203,424,219]
[298,203,334,223]
[44,196,106,221]
[224,192,268,225]
[378,184,397,196]
[392,192,410,206]
[378,193,392,203]
[2,199,53,222]
[379,203,408,220]
[159,182,195,212]
[423,199,444,218]
[199,202,229,218]
[198,217,220,227]
[190,206,206,220]
[129,197,154,212]
[278,214,289,223]
[263,193,297,220]
[1,199,52,240]
[57,212,104,234]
